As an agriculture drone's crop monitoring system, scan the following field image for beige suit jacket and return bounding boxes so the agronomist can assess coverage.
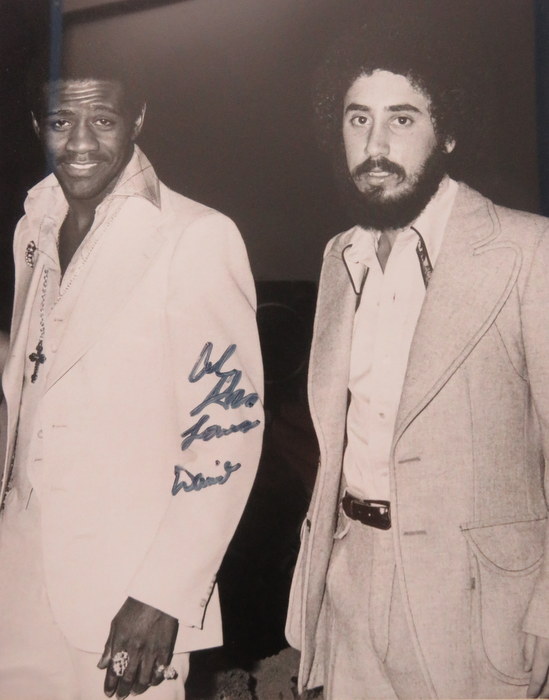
[286,184,549,698]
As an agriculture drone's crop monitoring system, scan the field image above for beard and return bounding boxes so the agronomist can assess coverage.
[334,145,449,232]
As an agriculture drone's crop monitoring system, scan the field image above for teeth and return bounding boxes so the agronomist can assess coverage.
[67,163,97,170]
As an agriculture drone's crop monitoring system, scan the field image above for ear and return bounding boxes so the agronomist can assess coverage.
[443,137,456,154]
[131,103,146,140]
[31,112,41,138]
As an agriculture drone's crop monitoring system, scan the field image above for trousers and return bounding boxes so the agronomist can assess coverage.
[321,514,430,700]
[320,512,530,699]
[0,488,188,700]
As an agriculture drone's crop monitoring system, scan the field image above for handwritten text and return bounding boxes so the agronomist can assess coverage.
[172,460,241,495]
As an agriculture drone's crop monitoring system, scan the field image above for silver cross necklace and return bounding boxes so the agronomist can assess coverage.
[27,199,123,383]
[28,268,49,383]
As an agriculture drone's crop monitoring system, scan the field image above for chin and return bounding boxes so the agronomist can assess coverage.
[337,149,449,232]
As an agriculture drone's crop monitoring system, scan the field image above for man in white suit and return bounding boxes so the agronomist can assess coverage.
[286,26,549,700]
[0,53,263,700]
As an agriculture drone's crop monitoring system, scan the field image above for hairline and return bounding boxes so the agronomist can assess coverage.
[35,77,144,120]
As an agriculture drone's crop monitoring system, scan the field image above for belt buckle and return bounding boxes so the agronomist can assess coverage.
[367,500,391,530]
[369,500,390,516]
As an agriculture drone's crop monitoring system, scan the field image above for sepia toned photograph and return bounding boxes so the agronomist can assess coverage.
[0,1,548,698]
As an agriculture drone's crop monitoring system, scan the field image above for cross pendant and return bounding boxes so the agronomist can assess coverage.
[29,340,46,383]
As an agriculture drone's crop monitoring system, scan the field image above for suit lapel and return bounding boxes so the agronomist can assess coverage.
[5,205,62,394]
[3,258,45,396]
[45,197,165,391]
[394,185,521,442]
[0,254,48,502]
[309,241,359,451]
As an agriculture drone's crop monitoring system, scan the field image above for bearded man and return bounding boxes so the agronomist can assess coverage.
[286,26,549,700]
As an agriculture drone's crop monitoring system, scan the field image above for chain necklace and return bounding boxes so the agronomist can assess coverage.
[27,197,124,381]
[28,268,49,383]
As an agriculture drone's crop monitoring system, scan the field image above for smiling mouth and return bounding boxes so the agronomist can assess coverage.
[62,162,102,173]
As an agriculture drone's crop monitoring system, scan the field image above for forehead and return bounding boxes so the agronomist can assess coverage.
[43,79,127,113]
[344,70,431,112]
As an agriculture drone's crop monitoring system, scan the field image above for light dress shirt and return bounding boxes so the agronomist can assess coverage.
[342,176,458,501]
[10,146,161,506]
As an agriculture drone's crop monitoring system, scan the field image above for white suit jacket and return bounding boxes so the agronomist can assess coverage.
[1,151,264,652]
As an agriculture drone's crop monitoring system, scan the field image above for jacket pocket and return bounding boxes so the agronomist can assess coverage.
[461,517,545,685]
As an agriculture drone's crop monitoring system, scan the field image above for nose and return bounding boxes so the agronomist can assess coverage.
[365,120,389,158]
[66,120,99,154]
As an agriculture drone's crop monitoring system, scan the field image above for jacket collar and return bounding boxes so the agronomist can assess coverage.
[341,176,458,294]
[23,145,161,235]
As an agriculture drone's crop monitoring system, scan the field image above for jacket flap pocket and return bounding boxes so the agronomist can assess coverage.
[461,518,546,572]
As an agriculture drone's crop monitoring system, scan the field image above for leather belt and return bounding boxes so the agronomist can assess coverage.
[341,493,391,530]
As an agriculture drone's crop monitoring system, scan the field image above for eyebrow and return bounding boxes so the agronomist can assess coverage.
[46,104,121,117]
[344,102,422,114]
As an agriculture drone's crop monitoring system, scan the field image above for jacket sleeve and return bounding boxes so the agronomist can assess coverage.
[127,210,264,629]
[520,226,549,638]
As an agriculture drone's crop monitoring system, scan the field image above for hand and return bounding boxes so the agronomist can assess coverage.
[525,633,549,697]
[97,596,179,699]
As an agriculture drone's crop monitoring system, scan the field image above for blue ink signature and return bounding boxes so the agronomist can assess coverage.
[172,460,241,495]
[189,342,259,416]
[181,414,260,451]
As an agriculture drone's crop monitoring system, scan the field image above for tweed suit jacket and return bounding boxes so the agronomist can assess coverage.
[286,183,549,698]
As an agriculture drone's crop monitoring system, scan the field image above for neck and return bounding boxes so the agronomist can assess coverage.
[65,199,99,238]
[382,227,405,250]
[59,196,106,276]
[376,226,406,271]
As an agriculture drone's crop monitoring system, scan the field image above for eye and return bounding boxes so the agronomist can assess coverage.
[93,118,115,129]
[50,118,71,131]
[392,115,413,127]
[349,114,369,127]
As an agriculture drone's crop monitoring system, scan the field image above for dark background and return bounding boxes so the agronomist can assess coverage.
[1,0,546,332]
[1,0,548,689]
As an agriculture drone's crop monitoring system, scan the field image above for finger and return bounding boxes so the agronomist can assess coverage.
[136,653,156,690]
[130,679,149,696]
[98,634,113,670]
[150,652,173,687]
[103,663,119,699]
[117,654,141,699]
[525,634,537,672]
[150,662,165,687]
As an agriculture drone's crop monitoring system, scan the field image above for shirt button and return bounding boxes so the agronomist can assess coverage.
[37,429,43,438]
[379,412,385,419]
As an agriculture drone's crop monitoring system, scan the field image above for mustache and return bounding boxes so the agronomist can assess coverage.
[351,157,406,181]
[58,157,106,165]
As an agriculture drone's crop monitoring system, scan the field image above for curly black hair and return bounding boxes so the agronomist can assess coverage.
[313,22,469,159]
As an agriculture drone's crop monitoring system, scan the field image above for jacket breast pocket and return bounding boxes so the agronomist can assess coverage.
[461,517,546,685]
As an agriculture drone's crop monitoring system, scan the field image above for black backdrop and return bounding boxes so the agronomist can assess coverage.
[1,0,547,331]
